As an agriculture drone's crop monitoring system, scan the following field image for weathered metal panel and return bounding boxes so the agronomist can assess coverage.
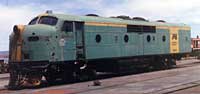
[85,25,125,59]
[179,30,191,53]
[156,29,170,54]
[121,33,142,56]
[85,32,121,59]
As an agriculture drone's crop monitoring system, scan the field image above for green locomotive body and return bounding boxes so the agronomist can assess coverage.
[8,12,191,89]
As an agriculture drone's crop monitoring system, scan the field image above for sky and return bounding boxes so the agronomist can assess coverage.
[0,0,200,51]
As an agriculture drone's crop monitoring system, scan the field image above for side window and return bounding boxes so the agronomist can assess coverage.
[75,22,84,31]
[127,25,142,32]
[62,21,73,32]
[143,26,156,33]
[127,25,156,33]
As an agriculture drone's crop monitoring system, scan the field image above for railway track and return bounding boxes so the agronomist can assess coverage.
[0,59,200,94]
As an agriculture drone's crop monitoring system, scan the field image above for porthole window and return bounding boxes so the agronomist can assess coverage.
[124,35,129,43]
[147,35,151,42]
[162,35,166,42]
[95,34,101,43]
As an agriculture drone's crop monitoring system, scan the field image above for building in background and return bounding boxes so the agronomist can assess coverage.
[0,51,8,64]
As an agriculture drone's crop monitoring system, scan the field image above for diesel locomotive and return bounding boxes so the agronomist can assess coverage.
[8,11,191,89]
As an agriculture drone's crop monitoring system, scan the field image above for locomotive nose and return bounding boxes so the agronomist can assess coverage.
[22,25,56,61]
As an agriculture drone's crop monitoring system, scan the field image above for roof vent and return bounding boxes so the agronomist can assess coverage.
[86,14,99,17]
[46,10,53,14]
[132,17,148,21]
[156,20,166,23]
[116,15,131,20]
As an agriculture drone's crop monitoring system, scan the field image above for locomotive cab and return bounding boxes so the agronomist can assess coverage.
[9,13,87,89]
[23,16,58,62]
[8,14,63,89]
[10,15,59,62]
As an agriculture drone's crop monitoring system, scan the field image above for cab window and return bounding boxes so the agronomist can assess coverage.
[28,17,38,25]
[62,21,73,32]
[38,16,58,26]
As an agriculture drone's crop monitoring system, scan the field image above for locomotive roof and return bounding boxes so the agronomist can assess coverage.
[44,13,190,28]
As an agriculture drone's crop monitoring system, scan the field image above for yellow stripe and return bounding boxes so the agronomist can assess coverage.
[180,27,190,31]
[156,26,190,31]
[38,13,48,17]
[156,26,169,29]
[85,22,127,27]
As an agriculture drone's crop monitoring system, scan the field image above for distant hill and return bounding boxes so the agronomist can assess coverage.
[0,51,8,55]
[0,51,8,63]
[0,51,9,59]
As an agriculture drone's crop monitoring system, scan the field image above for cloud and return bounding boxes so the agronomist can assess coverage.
[95,0,200,37]
[0,0,200,51]
[0,4,42,51]
[99,0,200,22]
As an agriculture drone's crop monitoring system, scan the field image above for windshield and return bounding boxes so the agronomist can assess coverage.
[28,17,38,25]
[38,16,58,26]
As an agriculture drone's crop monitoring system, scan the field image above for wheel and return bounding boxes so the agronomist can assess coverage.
[167,58,177,68]
[152,57,168,70]
[44,70,57,85]
[45,75,57,85]
[85,68,97,81]
[61,71,74,83]
[27,73,42,86]
[44,65,60,85]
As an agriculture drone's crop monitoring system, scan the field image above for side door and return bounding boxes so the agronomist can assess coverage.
[61,21,76,61]
[126,25,144,56]
[138,33,144,55]
[74,22,86,62]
